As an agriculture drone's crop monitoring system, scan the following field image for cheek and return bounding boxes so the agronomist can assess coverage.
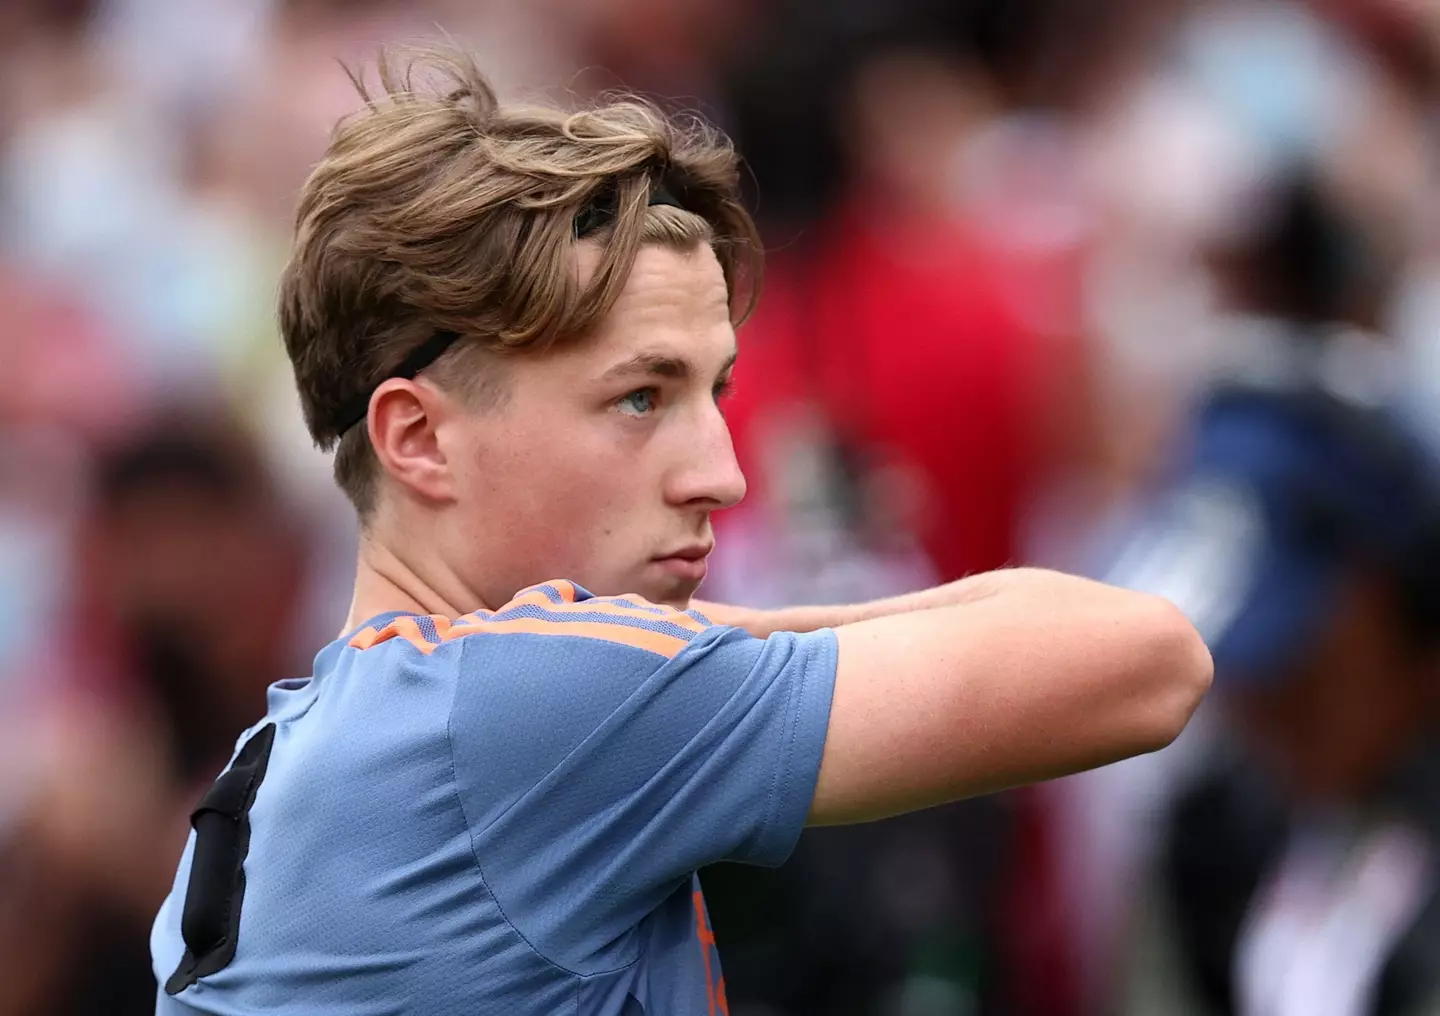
[474,430,648,568]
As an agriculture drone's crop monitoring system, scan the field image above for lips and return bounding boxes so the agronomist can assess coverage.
[660,544,713,562]
[653,544,713,583]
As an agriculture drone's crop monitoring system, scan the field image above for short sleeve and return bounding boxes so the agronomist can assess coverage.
[445,610,837,972]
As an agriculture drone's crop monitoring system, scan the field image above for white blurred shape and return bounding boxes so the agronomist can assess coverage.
[91,0,277,119]
[1236,821,1433,1016]
[1104,479,1264,647]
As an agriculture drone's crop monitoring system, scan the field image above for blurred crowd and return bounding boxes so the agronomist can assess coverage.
[5,0,1440,1014]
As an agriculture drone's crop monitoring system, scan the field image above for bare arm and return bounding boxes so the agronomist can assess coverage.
[693,569,1011,637]
[802,567,1212,826]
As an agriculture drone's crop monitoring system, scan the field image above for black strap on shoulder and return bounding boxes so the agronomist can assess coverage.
[164,722,277,995]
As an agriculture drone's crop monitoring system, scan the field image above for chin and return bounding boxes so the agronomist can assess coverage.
[636,581,696,611]
[570,571,693,610]
[633,574,700,611]
[657,590,696,611]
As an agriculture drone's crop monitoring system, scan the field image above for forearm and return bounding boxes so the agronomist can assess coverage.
[810,572,1213,824]
[696,567,1026,638]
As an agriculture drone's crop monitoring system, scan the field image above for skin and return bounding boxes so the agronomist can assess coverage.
[351,242,743,624]
[0,232,1211,1016]
[1234,573,1440,805]
[350,237,1213,827]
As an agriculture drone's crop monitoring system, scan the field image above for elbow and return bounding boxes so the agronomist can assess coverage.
[1129,594,1213,754]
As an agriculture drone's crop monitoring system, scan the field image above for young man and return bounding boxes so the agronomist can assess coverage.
[150,48,1211,1015]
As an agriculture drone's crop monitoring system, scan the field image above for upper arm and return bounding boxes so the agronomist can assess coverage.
[447,615,836,970]
[809,568,1212,826]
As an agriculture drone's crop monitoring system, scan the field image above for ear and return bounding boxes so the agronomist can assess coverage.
[366,379,456,505]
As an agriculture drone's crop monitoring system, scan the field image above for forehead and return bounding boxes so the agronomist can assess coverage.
[565,243,736,370]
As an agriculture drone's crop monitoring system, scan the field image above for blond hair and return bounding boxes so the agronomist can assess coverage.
[278,46,763,516]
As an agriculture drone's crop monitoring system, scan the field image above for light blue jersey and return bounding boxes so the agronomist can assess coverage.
[151,581,837,1015]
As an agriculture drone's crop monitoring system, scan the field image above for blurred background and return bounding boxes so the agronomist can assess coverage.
[5,0,1440,1014]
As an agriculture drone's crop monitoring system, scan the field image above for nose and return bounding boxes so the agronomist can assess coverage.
[665,406,747,510]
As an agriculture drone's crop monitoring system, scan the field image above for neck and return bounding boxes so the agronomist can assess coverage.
[344,531,489,633]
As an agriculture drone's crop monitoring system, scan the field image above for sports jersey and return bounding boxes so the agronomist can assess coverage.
[150,580,838,1015]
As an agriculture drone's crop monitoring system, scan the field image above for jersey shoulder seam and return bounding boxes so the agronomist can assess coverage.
[441,637,648,981]
[349,582,709,661]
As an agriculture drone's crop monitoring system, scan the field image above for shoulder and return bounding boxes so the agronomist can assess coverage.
[346,580,721,663]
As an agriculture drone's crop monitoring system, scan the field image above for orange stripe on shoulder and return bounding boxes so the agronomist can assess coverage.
[349,615,448,654]
[501,583,707,634]
[348,582,708,659]
[507,581,579,609]
[447,616,691,657]
[349,625,386,650]
[507,588,558,609]
[565,598,709,633]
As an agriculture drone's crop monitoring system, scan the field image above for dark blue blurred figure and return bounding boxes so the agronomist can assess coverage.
[1104,366,1440,1016]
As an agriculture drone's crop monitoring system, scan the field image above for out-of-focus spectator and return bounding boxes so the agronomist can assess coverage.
[0,410,313,1016]
[4,0,1440,1011]
[0,261,136,435]
[1107,371,1440,1016]
[702,16,1100,1014]
[1047,153,1431,1014]
[710,33,1096,601]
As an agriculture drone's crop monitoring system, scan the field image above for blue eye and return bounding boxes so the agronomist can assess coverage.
[616,388,658,417]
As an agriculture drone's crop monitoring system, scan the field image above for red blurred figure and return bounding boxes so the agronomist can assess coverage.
[722,47,1093,589]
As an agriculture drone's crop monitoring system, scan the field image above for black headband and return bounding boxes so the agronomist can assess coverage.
[573,182,681,238]
[331,182,684,436]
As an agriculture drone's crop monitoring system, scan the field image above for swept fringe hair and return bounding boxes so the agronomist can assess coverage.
[277,44,763,515]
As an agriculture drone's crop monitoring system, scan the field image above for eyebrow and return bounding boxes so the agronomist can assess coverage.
[598,348,738,385]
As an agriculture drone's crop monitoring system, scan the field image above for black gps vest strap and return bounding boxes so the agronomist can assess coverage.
[164,722,277,995]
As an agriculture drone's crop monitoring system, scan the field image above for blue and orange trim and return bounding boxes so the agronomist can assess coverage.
[349,581,713,659]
